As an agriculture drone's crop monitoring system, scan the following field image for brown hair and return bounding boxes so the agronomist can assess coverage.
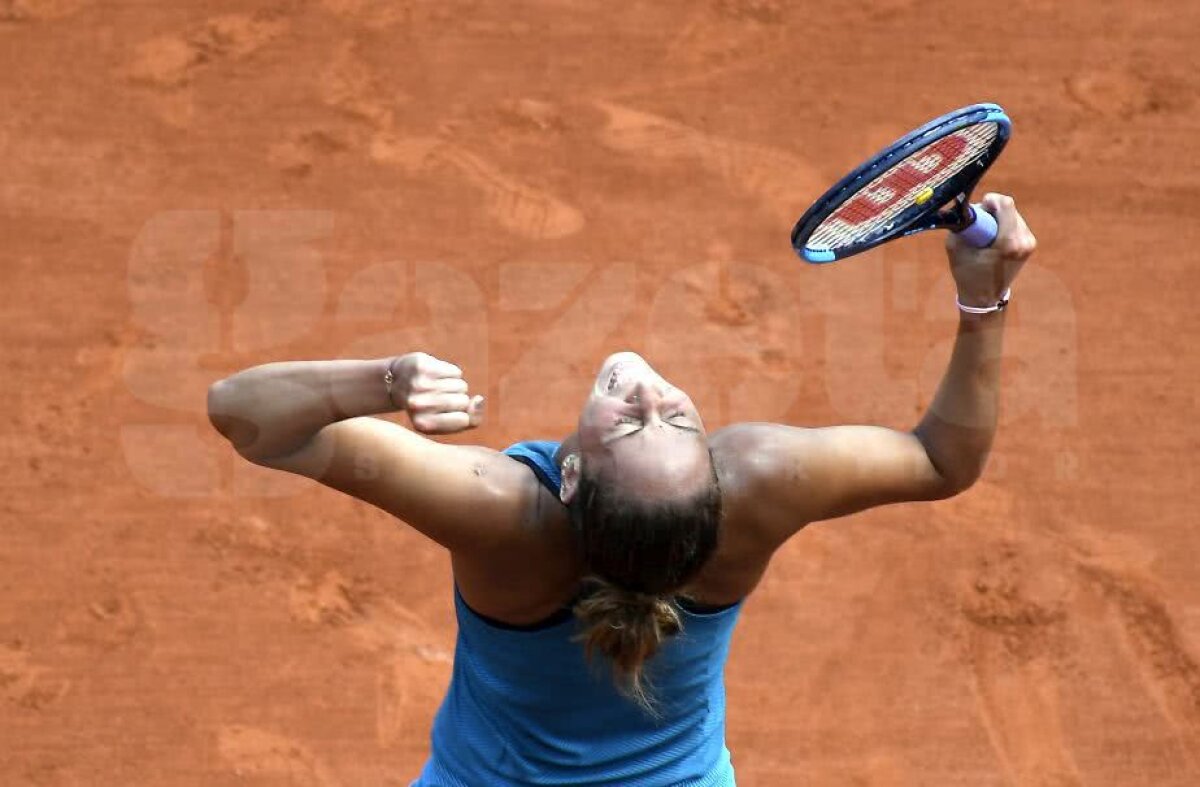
[567,456,722,713]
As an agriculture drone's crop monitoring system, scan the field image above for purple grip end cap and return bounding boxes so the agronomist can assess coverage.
[956,204,998,248]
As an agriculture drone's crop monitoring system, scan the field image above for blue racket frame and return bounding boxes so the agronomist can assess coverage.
[792,103,1011,263]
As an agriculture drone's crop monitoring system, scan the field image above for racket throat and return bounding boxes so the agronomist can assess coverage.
[931,195,969,229]
[936,194,976,231]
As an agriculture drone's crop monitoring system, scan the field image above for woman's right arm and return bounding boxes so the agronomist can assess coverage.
[207,354,482,462]
[207,357,398,462]
[205,354,534,553]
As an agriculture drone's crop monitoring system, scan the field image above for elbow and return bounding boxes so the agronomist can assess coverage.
[913,427,988,500]
[207,379,261,453]
[934,477,976,501]
[206,379,236,438]
[919,445,985,500]
[933,463,985,500]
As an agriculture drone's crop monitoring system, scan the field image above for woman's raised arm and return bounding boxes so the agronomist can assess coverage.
[719,194,1037,547]
[206,354,536,553]
[207,353,482,462]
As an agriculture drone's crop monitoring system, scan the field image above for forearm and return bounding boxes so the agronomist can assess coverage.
[207,358,397,461]
[914,310,1006,492]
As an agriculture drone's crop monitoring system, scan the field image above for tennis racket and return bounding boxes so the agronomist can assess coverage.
[791,103,1011,263]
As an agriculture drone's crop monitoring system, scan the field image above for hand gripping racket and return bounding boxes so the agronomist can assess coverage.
[792,103,1011,263]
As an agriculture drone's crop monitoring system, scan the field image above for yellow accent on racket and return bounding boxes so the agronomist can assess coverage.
[914,187,935,206]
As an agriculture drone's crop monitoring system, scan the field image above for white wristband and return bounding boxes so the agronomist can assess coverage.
[957,287,1011,315]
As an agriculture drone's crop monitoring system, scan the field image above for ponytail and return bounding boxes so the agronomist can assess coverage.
[572,577,682,714]
[566,455,722,714]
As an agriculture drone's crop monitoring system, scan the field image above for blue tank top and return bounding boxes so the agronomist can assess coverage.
[412,441,742,786]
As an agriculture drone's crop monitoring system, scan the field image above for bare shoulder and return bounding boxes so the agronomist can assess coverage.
[710,418,951,539]
[262,417,552,552]
[452,447,582,624]
[706,423,803,555]
[709,422,803,497]
[708,422,830,546]
[432,440,571,550]
[670,424,800,602]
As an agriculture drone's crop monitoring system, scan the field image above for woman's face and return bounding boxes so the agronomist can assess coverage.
[569,352,711,500]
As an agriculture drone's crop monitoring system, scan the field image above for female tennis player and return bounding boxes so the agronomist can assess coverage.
[207,193,1035,786]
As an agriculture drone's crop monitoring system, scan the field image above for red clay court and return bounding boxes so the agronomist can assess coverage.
[2,1,1197,784]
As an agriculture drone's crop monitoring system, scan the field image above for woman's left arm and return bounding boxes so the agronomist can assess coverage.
[722,194,1037,542]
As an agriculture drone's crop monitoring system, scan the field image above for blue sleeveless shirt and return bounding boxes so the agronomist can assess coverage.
[412,441,742,786]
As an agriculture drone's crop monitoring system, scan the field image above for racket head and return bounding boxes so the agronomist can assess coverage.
[792,103,1011,263]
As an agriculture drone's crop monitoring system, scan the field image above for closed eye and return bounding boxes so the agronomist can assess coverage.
[608,417,700,442]
[614,413,689,427]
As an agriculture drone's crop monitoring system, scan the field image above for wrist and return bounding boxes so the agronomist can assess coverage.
[382,356,404,411]
[956,286,1011,315]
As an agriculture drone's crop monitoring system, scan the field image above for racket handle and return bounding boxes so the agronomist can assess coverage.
[955,203,998,248]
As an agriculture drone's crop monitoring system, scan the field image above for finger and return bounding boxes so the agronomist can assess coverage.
[1007,227,1038,259]
[467,395,485,428]
[990,209,1035,258]
[411,376,468,395]
[408,392,471,413]
[981,193,1031,250]
[417,356,463,379]
[411,410,472,434]
[979,192,1018,226]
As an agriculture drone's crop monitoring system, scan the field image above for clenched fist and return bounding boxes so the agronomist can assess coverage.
[946,192,1038,308]
[387,352,485,434]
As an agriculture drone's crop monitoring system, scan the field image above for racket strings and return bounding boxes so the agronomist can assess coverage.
[807,122,999,251]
